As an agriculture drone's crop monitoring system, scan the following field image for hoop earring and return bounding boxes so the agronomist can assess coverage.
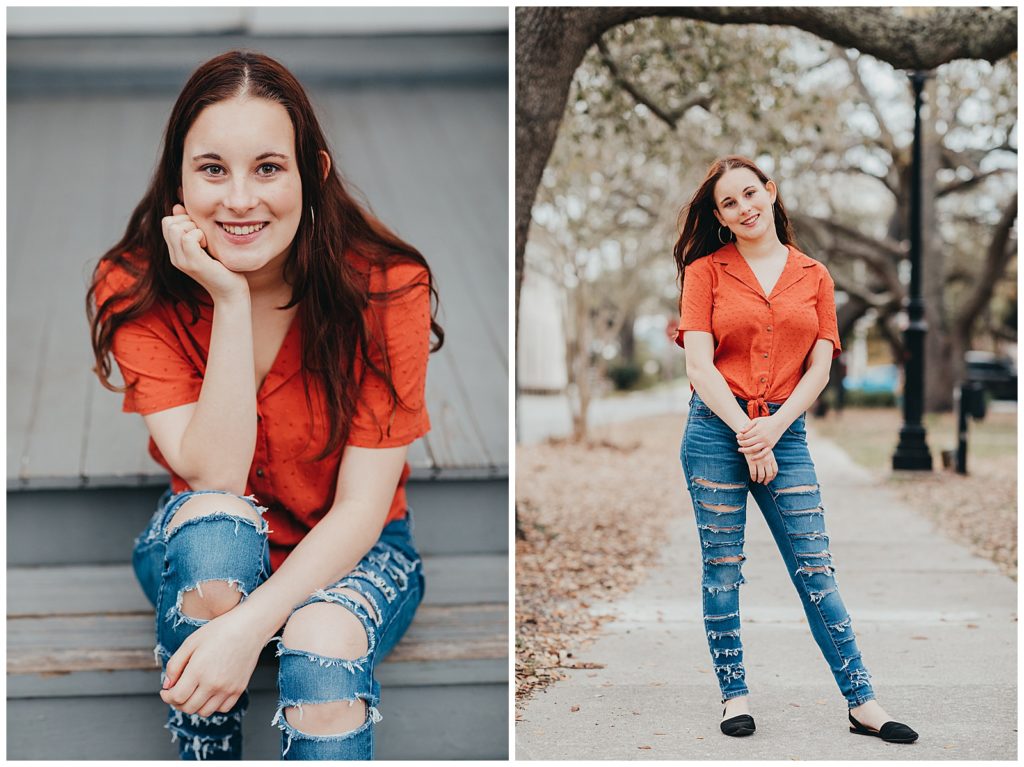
[309,206,316,227]
[718,225,732,245]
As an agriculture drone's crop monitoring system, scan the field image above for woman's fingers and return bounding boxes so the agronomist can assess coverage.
[198,693,227,719]
[220,694,240,714]
[177,685,213,716]
[161,672,199,710]
[181,226,207,256]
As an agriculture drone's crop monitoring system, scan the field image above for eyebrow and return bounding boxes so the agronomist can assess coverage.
[719,186,756,204]
[191,151,290,162]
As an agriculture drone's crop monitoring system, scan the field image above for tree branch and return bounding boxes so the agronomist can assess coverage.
[830,271,898,310]
[937,167,1011,197]
[834,45,898,156]
[954,192,1018,334]
[595,38,710,129]
[583,7,1017,69]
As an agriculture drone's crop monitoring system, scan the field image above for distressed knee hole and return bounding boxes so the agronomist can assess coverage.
[179,579,244,620]
[283,590,372,661]
[332,587,379,624]
[709,555,744,565]
[778,484,818,494]
[284,699,367,737]
[701,502,744,513]
[700,523,743,533]
[166,493,262,534]
[695,477,746,490]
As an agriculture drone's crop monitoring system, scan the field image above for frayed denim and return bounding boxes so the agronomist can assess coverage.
[681,392,875,708]
[132,488,424,760]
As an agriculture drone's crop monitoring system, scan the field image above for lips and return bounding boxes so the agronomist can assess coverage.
[217,221,269,244]
[218,221,267,235]
[740,214,759,226]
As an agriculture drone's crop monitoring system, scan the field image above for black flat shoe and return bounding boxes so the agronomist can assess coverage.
[721,707,756,737]
[848,712,918,743]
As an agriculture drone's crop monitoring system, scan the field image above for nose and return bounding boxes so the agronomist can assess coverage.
[222,178,259,214]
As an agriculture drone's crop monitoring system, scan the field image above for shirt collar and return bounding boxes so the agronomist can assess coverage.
[712,242,817,299]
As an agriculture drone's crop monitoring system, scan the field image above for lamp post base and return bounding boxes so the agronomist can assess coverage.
[892,425,933,470]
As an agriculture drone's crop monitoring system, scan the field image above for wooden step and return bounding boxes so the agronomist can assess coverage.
[7,559,509,759]
[8,479,508,564]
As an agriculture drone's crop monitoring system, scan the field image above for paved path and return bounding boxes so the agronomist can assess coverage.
[516,428,1017,760]
[517,382,690,445]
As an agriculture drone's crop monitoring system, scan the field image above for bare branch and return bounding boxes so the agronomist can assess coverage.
[954,192,1018,333]
[791,212,905,261]
[830,271,898,310]
[835,45,898,156]
[595,38,710,129]
[937,167,1011,197]
[583,7,1018,70]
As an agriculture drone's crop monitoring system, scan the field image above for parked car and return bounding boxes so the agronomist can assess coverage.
[842,363,900,394]
[964,351,1017,401]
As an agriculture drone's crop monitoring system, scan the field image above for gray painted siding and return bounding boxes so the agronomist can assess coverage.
[8,35,508,488]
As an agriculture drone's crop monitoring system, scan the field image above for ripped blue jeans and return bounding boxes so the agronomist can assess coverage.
[680,392,875,708]
[132,488,424,760]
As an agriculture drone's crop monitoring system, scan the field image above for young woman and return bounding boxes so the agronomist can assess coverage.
[88,50,442,760]
[674,156,917,743]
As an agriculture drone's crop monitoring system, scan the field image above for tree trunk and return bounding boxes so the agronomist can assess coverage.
[515,9,600,347]
[514,6,1017,331]
[919,77,955,412]
[619,308,636,363]
[569,281,592,441]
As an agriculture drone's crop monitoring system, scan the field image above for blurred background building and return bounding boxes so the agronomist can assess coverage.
[7,6,508,760]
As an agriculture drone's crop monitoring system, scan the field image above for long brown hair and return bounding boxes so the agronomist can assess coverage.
[87,50,443,460]
[672,155,797,288]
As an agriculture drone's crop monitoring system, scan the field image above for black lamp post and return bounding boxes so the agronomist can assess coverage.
[892,70,933,471]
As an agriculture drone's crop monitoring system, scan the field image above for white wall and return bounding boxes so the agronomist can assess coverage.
[7,7,509,36]
[517,270,569,392]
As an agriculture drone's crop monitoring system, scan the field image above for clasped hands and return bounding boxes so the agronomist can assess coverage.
[159,604,269,718]
[736,414,787,484]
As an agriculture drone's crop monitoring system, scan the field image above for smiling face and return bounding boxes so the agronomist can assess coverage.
[179,96,302,277]
[712,167,778,243]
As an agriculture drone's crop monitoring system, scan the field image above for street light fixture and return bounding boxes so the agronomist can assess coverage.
[892,70,934,471]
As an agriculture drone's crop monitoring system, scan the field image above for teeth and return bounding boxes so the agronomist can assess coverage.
[222,223,266,235]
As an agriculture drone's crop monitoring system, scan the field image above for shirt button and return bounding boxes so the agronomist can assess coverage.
[766,326,773,332]
[255,468,264,478]
[760,376,767,383]
[763,353,769,358]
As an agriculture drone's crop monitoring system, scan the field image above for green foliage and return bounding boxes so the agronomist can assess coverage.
[843,389,898,408]
[607,360,644,391]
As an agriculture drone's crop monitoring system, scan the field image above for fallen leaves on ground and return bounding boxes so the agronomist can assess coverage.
[813,407,1017,580]
[887,458,1017,580]
[515,417,685,706]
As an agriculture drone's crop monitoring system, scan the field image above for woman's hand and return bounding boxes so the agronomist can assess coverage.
[159,607,268,717]
[745,447,778,484]
[736,414,787,460]
[162,204,248,301]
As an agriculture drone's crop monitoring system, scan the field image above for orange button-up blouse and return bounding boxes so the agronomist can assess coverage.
[94,253,432,572]
[675,242,841,419]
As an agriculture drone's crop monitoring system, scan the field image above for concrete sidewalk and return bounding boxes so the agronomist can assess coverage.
[516,430,1017,760]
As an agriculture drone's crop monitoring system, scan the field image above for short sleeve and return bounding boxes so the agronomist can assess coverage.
[93,260,203,415]
[346,263,432,448]
[815,268,842,360]
[676,258,714,348]
[112,317,203,414]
